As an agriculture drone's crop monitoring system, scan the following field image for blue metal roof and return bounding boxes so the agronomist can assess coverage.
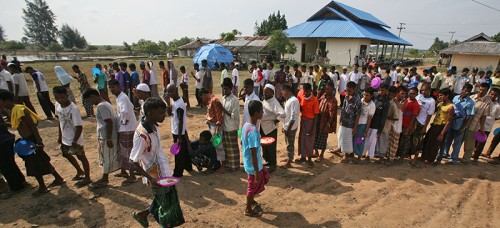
[285,3,412,46]
[333,1,389,28]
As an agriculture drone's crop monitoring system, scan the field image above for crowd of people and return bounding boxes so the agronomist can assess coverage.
[0,54,500,225]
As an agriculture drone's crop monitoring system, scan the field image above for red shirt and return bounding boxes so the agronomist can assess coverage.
[402,99,420,129]
[162,69,169,87]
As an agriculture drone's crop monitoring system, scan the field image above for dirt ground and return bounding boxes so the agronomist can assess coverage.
[0,59,499,227]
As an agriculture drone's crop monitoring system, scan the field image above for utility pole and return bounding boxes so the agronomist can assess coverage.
[449,31,456,45]
[397,22,406,37]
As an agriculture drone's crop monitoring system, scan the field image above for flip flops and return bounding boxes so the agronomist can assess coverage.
[47,179,66,188]
[89,181,108,189]
[31,188,50,197]
[244,209,262,217]
[132,212,149,228]
[121,178,138,186]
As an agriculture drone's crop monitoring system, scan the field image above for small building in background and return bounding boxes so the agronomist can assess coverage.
[212,36,271,63]
[284,0,411,66]
[440,33,500,71]
[178,39,212,57]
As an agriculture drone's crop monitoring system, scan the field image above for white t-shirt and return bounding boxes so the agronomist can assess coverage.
[358,100,375,124]
[329,71,338,90]
[130,123,172,185]
[96,101,117,139]
[283,96,300,131]
[116,92,138,132]
[171,97,187,135]
[349,71,362,84]
[251,68,260,87]
[31,71,49,92]
[195,71,203,89]
[339,73,349,92]
[181,73,188,84]
[0,69,13,90]
[262,69,270,86]
[220,69,228,84]
[149,68,158,85]
[485,101,500,132]
[232,68,240,88]
[56,102,84,146]
[391,70,398,84]
[415,94,436,125]
[453,75,464,94]
[242,92,260,127]
[12,73,30,96]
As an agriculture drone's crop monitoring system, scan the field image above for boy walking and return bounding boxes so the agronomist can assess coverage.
[83,88,120,188]
[109,79,138,185]
[54,86,91,188]
[0,89,65,196]
[280,85,300,169]
[241,100,270,217]
[130,97,185,227]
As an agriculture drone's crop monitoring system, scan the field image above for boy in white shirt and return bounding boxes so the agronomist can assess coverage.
[109,79,138,185]
[53,86,91,187]
[280,85,300,169]
[130,97,185,227]
[230,62,239,96]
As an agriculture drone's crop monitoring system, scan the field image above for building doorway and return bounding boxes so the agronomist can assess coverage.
[301,43,306,62]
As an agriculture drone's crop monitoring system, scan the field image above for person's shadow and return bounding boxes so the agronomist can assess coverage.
[259,211,342,227]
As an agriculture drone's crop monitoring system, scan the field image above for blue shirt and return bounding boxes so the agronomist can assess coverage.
[131,71,140,88]
[123,71,131,89]
[241,122,263,175]
[451,95,475,130]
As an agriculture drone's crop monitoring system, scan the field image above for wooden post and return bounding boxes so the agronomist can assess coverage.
[396,45,401,59]
[402,45,406,58]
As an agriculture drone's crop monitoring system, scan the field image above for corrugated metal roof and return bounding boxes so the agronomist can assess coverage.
[440,41,500,56]
[285,4,411,46]
[333,1,389,28]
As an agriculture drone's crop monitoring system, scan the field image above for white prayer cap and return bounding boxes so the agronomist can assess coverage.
[264,83,275,92]
[136,83,150,92]
[342,66,347,69]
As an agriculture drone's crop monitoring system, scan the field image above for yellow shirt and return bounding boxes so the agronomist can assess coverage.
[10,104,39,129]
[433,102,452,125]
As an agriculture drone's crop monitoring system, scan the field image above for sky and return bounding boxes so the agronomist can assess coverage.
[1,0,500,49]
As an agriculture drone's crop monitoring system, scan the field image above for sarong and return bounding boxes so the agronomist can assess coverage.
[17,137,54,177]
[397,129,414,158]
[338,126,353,153]
[208,123,225,161]
[98,138,120,174]
[363,128,378,158]
[298,117,314,157]
[388,129,400,160]
[150,84,160,98]
[421,124,445,162]
[247,167,270,197]
[353,124,367,156]
[150,186,185,227]
[412,121,426,155]
[118,131,134,170]
[313,115,329,150]
[223,130,240,170]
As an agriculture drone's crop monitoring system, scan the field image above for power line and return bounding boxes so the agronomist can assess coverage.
[403,31,471,38]
[471,0,500,12]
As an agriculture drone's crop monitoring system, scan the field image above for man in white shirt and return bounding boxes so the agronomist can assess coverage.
[453,68,469,96]
[147,61,159,98]
[339,66,349,107]
[349,64,362,85]
[250,61,262,96]
[25,67,55,120]
[328,66,339,94]
[109,79,138,185]
[53,86,91,187]
[221,78,240,171]
[9,63,37,114]
[476,88,500,158]
[280,84,300,169]
[220,62,229,84]
[230,62,239,96]
[260,84,285,172]
[166,84,192,177]
[390,65,399,86]
[191,63,203,107]
[410,85,435,165]
[0,65,13,93]
[239,78,260,127]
